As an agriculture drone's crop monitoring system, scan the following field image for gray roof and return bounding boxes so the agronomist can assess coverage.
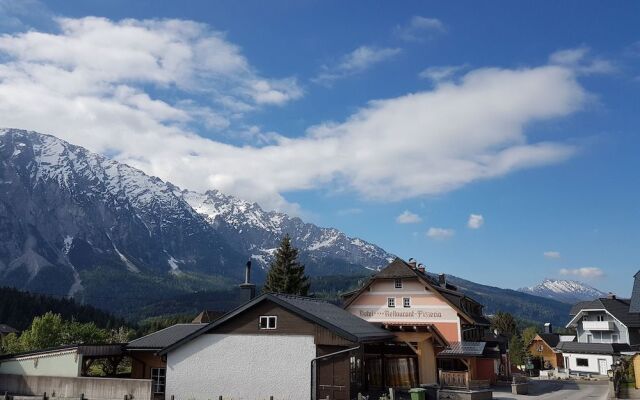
[630,271,640,313]
[159,293,394,355]
[271,294,394,342]
[438,341,486,357]
[0,324,18,334]
[127,324,207,350]
[556,341,632,355]
[570,298,640,328]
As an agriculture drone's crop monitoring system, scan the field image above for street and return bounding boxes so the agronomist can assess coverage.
[493,380,610,400]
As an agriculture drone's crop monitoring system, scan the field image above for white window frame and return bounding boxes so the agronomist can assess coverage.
[576,358,589,367]
[387,297,395,308]
[394,279,402,289]
[259,315,277,330]
[597,315,605,322]
[403,297,411,308]
[151,367,166,394]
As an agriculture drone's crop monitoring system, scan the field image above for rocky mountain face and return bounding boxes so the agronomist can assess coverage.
[518,278,606,304]
[0,129,393,311]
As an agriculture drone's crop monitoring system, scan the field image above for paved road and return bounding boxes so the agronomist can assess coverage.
[493,380,609,400]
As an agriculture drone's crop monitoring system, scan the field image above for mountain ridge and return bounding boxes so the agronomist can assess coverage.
[518,278,606,304]
[0,128,393,312]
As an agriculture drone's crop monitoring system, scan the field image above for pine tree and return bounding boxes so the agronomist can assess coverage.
[263,234,310,295]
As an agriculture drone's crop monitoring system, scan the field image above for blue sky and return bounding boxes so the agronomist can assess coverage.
[1,1,638,294]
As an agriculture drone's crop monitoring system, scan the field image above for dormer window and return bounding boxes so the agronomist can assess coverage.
[394,279,402,289]
[259,316,277,330]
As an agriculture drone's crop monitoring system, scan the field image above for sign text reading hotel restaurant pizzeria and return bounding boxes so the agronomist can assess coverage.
[358,309,443,319]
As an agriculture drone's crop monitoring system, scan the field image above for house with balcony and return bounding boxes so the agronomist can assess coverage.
[560,271,640,375]
[342,257,506,397]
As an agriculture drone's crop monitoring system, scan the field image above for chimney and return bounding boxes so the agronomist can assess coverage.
[408,258,417,269]
[240,260,256,302]
[439,273,447,287]
[608,293,617,300]
[544,322,552,334]
[417,263,426,273]
[630,270,640,313]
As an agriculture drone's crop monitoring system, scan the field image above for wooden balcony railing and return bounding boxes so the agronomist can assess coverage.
[438,370,490,390]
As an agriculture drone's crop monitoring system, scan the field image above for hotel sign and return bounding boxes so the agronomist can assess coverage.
[352,306,457,322]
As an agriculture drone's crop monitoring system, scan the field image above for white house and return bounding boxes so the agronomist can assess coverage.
[560,271,640,375]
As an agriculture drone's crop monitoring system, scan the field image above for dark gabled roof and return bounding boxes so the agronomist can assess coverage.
[127,324,207,350]
[538,333,561,348]
[0,324,18,334]
[570,298,640,328]
[342,258,490,326]
[629,271,640,313]
[159,293,394,355]
[556,341,632,355]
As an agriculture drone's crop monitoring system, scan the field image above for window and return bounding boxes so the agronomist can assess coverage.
[151,368,166,394]
[259,316,277,329]
[576,358,589,367]
[387,297,395,308]
[586,334,593,343]
[597,315,605,322]
[394,279,402,289]
[403,297,411,308]
[612,334,619,343]
[582,315,589,321]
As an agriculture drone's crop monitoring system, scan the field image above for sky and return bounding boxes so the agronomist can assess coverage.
[0,0,638,295]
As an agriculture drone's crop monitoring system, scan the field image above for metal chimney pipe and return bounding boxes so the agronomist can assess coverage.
[245,260,252,284]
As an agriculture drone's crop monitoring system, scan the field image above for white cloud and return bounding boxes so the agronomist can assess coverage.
[467,214,484,229]
[395,16,446,42]
[314,46,401,85]
[427,227,455,240]
[549,46,616,75]
[543,251,561,259]
[396,210,422,224]
[559,267,604,279]
[0,16,590,212]
[419,65,467,83]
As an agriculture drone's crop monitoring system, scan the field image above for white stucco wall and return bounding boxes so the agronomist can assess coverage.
[166,334,316,400]
[564,353,613,375]
[0,351,80,377]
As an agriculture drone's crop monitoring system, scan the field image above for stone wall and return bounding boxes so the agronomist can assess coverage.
[0,374,152,400]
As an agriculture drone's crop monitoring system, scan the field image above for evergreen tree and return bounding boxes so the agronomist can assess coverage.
[509,334,527,369]
[263,234,310,295]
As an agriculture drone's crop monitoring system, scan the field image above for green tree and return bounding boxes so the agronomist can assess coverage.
[20,312,65,350]
[63,321,109,344]
[509,334,527,368]
[491,311,518,337]
[263,234,310,295]
[521,326,539,349]
[1,332,23,354]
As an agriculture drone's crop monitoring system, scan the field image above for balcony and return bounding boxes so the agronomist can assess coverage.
[582,320,615,331]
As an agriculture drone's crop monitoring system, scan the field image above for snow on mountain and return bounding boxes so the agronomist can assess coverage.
[518,278,607,304]
[178,189,394,272]
[0,128,394,306]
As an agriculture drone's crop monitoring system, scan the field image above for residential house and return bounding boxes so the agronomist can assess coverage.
[342,258,506,391]
[526,324,564,369]
[560,271,640,375]
[159,292,396,400]
[127,324,207,399]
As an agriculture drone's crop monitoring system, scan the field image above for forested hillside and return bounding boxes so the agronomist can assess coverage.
[0,287,125,331]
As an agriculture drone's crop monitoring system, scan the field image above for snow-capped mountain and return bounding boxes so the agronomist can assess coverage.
[518,278,607,304]
[179,189,392,272]
[0,129,393,310]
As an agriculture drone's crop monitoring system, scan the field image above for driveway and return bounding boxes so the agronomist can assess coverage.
[493,380,609,400]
